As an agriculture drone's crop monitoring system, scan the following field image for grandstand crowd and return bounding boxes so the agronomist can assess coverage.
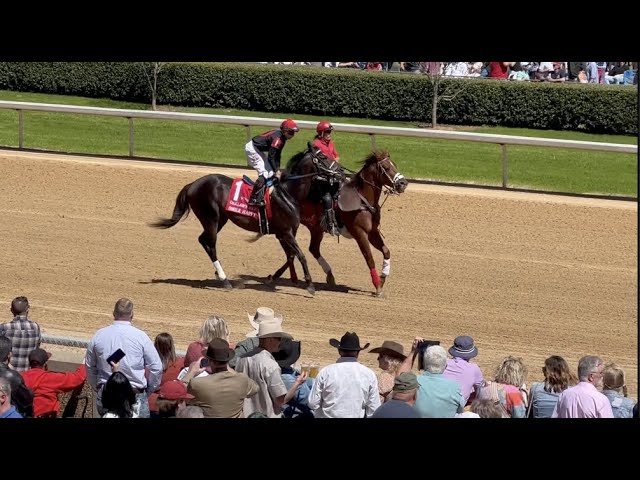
[261,62,639,85]
[0,295,636,418]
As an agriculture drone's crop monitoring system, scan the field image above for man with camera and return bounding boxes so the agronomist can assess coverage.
[398,337,465,418]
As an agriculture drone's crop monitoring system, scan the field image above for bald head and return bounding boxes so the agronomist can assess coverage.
[10,296,29,316]
[113,298,134,320]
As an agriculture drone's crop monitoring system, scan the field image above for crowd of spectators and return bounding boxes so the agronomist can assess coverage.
[262,62,638,85]
[1,295,636,419]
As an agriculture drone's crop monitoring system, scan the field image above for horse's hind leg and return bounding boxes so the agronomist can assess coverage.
[280,233,315,295]
[308,224,335,285]
[368,229,390,293]
[194,207,233,290]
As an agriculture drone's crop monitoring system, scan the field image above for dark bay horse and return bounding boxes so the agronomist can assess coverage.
[150,174,317,294]
[273,148,408,297]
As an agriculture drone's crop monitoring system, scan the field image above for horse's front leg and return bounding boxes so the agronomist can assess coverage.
[352,227,384,297]
[368,228,390,293]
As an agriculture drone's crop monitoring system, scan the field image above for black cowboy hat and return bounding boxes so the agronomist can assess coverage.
[329,332,370,351]
[272,338,301,368]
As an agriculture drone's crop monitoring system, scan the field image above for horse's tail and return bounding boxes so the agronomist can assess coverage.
[149,182,192,229]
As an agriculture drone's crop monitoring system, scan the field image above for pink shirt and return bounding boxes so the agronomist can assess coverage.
[552,382,614,418]
[443,357,484,404]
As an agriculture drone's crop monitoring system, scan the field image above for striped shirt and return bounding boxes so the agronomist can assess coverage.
[0,315,42,372]
[552,382,614,418]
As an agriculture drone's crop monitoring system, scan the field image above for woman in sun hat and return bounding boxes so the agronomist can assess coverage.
[442,335,484,406]
[369,340,407,404]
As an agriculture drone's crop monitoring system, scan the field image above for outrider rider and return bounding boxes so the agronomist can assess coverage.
[311,121,341,236]
[245,119,299,207]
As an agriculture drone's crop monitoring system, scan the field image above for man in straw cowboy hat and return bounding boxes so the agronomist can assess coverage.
[369,340,407,404]
[230,307,283,368]
[307,331,380,418]
[234,314,308,417]
[443,335,484,406]
[181,338,259,418]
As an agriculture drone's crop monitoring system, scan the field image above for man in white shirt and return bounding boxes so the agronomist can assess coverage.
[85,298,162,418]
[307,331,380,418]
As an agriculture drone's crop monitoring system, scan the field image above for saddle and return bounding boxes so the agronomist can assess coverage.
[337,182,376,214]
[225,177,274,235]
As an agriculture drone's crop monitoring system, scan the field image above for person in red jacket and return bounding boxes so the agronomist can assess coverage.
[312,121,341,236]
[312,121,340,163]
[22,348,86,418]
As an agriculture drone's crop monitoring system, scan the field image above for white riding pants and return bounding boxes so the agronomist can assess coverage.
[245,140,274,179]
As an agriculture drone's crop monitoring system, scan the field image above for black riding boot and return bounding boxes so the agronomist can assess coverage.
[248,176,266,206]
[322,192,338,236]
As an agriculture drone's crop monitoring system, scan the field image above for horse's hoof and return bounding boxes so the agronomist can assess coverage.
[374,291,385,299]
[326,272,336,286]
[266,275,274,284]
[223,279,233,290]
[306,284,316,295]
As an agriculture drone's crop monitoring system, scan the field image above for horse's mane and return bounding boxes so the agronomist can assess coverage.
[356,148,389,169]
[285,149,312,173]
[352,148,389,184]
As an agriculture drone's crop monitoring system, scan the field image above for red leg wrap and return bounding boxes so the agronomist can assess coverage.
[370,268,380,288]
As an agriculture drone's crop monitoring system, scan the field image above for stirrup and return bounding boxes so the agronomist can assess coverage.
[248,193,265,206]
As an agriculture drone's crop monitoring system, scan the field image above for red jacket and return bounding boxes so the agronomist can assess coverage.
[312,138,340,162]
[22,364,86,417]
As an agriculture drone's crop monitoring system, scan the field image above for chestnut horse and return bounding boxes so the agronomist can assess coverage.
[273,148,408,297]
[150,174,317,294]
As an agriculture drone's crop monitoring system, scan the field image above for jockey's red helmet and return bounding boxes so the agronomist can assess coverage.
[280,119,299,133]
[316,121,333,134]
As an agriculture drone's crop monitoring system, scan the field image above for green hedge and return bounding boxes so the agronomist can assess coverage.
[0,62,636,135]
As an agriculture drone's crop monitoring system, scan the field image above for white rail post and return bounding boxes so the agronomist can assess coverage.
[18,109,24,149]
[370,133,377,149]
[245,125,252,142]
[501,144,508,188]
[128,117,135,157]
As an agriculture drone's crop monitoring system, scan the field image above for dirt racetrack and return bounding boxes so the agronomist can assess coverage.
[1,150,637,398]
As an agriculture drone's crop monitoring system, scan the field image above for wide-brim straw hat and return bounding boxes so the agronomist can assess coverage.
[256,319,292,340]
[245,307,284,337]
[369,340,406,360]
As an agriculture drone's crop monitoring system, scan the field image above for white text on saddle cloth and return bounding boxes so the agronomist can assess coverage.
[225,179,272,219]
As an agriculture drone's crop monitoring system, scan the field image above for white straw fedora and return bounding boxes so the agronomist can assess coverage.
[245,307,283,337]
[256,319,292,339]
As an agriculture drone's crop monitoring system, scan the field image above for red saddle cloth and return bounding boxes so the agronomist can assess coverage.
[225,178,273,220]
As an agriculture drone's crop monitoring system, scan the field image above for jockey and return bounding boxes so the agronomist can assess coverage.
[312,121,340,236]
[245,119,299,207]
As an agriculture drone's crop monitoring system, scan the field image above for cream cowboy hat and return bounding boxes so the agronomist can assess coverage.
[245,307,284,337]
[256,319,292,340]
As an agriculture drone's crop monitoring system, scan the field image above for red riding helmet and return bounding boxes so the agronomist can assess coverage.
[280,119,299,132]
[316,121,333,134]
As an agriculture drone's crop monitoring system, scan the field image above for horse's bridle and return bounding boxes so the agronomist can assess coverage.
[359,156,405,195]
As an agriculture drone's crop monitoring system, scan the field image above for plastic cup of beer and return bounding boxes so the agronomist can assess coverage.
[309,363,320,378]
[301,363,310,375]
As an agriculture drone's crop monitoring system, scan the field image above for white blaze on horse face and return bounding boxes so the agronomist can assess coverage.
[317,256,332,274]
[213,260,227,281]
[382,258,391,277]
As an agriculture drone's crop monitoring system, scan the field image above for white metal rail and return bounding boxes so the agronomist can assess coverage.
[0,100,636,189]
